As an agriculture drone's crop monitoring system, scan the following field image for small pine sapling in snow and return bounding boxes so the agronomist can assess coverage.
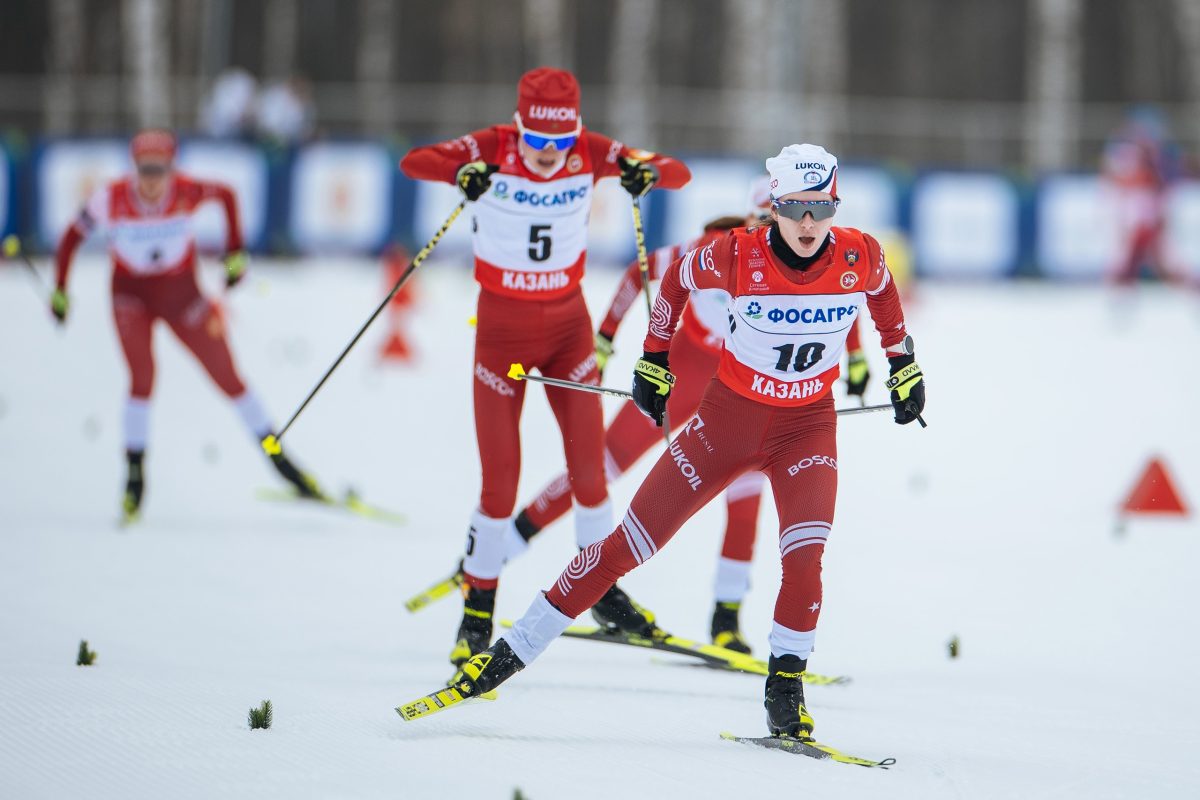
[248,700,273,730]
[76,640,97,666]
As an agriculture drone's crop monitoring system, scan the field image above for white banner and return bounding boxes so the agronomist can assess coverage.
[177,141,268,252]
[912,172,1019,278]
[37,140,128,248]
[1164,181,1200,282]
[836,166,901,235]
[290,142,394,253]
[1036,175,1118,280]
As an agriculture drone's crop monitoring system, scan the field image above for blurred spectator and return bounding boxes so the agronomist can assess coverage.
[199,67,258,139]
[1101,106,1186,284]
[256,76,315,146]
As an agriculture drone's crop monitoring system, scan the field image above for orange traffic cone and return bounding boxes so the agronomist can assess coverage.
[379,245,416,364]
[1120,456,1188,516]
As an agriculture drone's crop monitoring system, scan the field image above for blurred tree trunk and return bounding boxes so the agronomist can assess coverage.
[524,0,573,70]
[1172,0,1200,141]
[1025,0,1083,170]
[358,0,396,135]
[264,0,298,81]
[122,0,171,128]
[609,0,657,145]
[799,0,847,149]
[45,0,84,134]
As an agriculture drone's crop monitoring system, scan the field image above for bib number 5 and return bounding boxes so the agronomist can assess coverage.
[772,341,825,373]
[529,225,552,262]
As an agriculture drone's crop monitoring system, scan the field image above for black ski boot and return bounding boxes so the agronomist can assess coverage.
[122,449,145,523]
[449,586,496,666]
[451,638,526,697]
[591,583,663,638]
[764,654,815,738]
[710,601,752,654]
[268,446,325,500]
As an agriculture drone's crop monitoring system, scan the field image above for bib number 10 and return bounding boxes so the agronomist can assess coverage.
[772,342,825,373]
[529,225,552,262]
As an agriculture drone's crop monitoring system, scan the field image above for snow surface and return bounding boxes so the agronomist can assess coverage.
[2,256,1199,799]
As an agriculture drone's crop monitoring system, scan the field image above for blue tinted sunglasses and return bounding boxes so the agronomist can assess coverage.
[772,198,840,221]
[521,130,578,151]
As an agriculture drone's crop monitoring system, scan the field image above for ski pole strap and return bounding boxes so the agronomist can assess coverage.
[633,358,675,396]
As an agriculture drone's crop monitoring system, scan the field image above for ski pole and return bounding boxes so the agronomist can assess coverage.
[630,196,671,443]
[509,363,894,418]
[508,363,636,401]
[263,200,467,455]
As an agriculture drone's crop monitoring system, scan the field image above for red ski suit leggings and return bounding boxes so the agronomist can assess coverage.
[523,323,762,562]
[472,288,607,519]
[545,379,837,635]
[112,268,246,400]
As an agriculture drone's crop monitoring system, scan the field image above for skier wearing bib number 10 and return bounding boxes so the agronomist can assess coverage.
[428,143,927,740]
[398,67,691,668]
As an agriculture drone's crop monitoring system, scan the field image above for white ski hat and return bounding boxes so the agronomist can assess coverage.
[766,143,839,199]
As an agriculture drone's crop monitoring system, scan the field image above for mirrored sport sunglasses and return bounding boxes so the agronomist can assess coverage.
[772,198,840,221]
[520,129,578,152]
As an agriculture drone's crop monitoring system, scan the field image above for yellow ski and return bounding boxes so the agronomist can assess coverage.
[499,620,850,685]
[396,685,497,721]
[404,569,463,613]
[720,732,895,768]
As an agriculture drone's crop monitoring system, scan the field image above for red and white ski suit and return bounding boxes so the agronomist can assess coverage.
[541,224,909,658]
[56,174,249,402]
[400,126,689,589]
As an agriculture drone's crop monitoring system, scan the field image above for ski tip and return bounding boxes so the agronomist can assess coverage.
[507,363,526,380]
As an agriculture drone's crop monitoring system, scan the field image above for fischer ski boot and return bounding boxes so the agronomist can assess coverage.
[268,447,325,500]
[121,449,145,523]
[449,586,496,666]
[710,601,752,654]
[591,583,664,638]
[450,638,525,697]
[764,654,815,738]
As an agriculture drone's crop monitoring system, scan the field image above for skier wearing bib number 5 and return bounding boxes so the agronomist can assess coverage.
[399,67,690,667]
[446,144,926,739]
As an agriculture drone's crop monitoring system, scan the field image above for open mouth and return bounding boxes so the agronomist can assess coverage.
[799,236,816,247]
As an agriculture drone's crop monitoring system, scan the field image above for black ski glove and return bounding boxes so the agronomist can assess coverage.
[632,350,675,426]
[619,157,659,197]
[456,161,499,201]
[885,354,926,426]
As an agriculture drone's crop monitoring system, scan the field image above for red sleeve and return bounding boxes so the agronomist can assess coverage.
[597,243,684,339]
[584,132,691,190]
[54,222,87,290]
[642,233,736,355]
[196,181,244,252]
[861,233,909,351]
[845,318,862,352]
[400,128,505,185]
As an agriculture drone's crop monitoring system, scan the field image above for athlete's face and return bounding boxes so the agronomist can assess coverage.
[135,159,173,203]
[772,190,837,258]
[518,136,569,177]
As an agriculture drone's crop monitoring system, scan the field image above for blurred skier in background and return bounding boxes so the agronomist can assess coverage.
[400,67,691,668]
[1101,106,1186,285]
[52,129,324,523]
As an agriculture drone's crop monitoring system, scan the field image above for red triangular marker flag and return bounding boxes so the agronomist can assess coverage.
[1121,457,1188,516]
